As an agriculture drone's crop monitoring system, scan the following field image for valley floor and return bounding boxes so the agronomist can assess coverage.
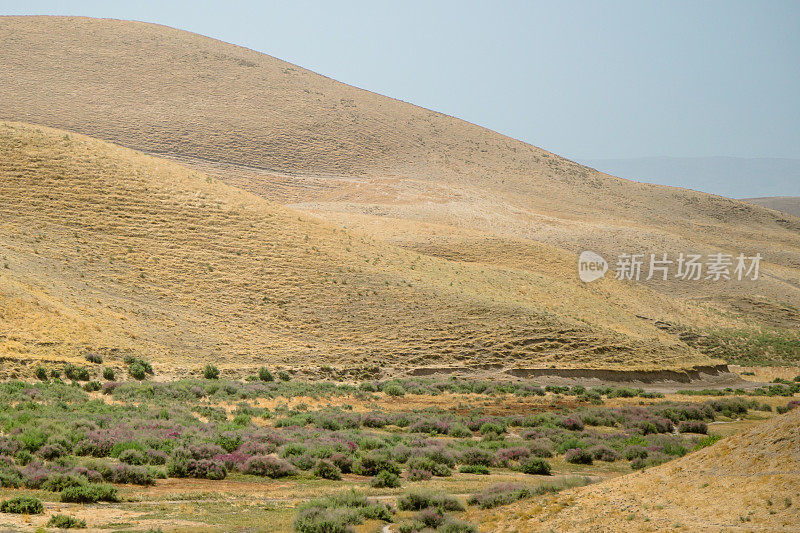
[0,368,797,532]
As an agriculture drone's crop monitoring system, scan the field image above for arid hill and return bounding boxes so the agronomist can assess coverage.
[1,16,799,322]
[473,408,800,531]
[0,122,722,376]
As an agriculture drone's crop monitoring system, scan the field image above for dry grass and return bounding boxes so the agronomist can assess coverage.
[1,16,799,326]
[0,122,716,374]
[477,409,800,532]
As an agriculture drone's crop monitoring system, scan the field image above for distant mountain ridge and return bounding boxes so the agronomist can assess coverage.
[741,196,800,218]
[579,156,800,199]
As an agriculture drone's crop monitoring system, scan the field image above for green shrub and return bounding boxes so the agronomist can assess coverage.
[459,464,490,475]
[693,434,722,451]
[468,483,531,509]
[258,367,274,382]
[203,364,220,380]
[124,356,153,379]
[34,366,48,381]
[278,371,291,382]
[357,452,401,476]
[564,448,593,465]
[407,456,452,477]
[439,519,478,533]
[129,362,147,380]
[20,429,48,452]
[0,467,24,488]
[479,422,505,435]
[383,382,405,397]
[312,459,342,480]
[294,507,359,533]
[397,490,464,512]
[448,424,472,438]
[520,458,551,475]
[370,471,401,488]
[47,514,87,528]
[85,353,103,364]
[83,380,101,392]
[102,367,115,380]
[0,495,43,514]
[60,483,119,503]
[64,364,90,381]
[119,449,147,465]
[42,473,87,492]
[294,491,393,533]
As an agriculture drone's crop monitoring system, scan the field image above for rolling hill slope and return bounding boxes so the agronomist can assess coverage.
[478,408,800,531]
[0,122,720,375]
[1,16,799,322]
[1,16,799,372]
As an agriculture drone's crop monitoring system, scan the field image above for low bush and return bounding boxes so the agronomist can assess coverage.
[631,452,671,470]
[34,367,48,381]
[397,490,464,512]
[459,448,494,467]
[406,456,451,477]
[692,434,722,450]
[330,453,353,474]
[459,464,489,475]
[258,367,274,382]
[119,449,146,465]
[203,364,220,380]
[407,468,433,481]
[439,519,478,533]
[243,455,296,478]
[83,381,101,392]
[85,353,103,364]
[42,473,87,492]
[47,514,87,528]
[417,507,445,528]
[520,458,551,475]
[104,463,156,485]
[313,459,342,480]
[588,444,619,462]
[102,368,115,380]
[560,417,584,431]
[383,382,405,397]
[357,452,401,476]
[168,457,227,480]
[60,483,119,503]
[294,491,392,533]
[624,445,648,460]
[468,483,531,509]
[0,495,43,514]
[64,364,90,381]
[124,356,153,380]
[448,424,472,438]
[528,440,554,458]
[370,471,401,488]
[564,448,593,465]
[678,420,708,434]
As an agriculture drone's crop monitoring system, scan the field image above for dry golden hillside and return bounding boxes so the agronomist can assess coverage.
[476,408,800,532]
[0,122,723,375]
[1,16,800,323]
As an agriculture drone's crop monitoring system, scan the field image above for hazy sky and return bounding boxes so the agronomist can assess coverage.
[2,0,799,161]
